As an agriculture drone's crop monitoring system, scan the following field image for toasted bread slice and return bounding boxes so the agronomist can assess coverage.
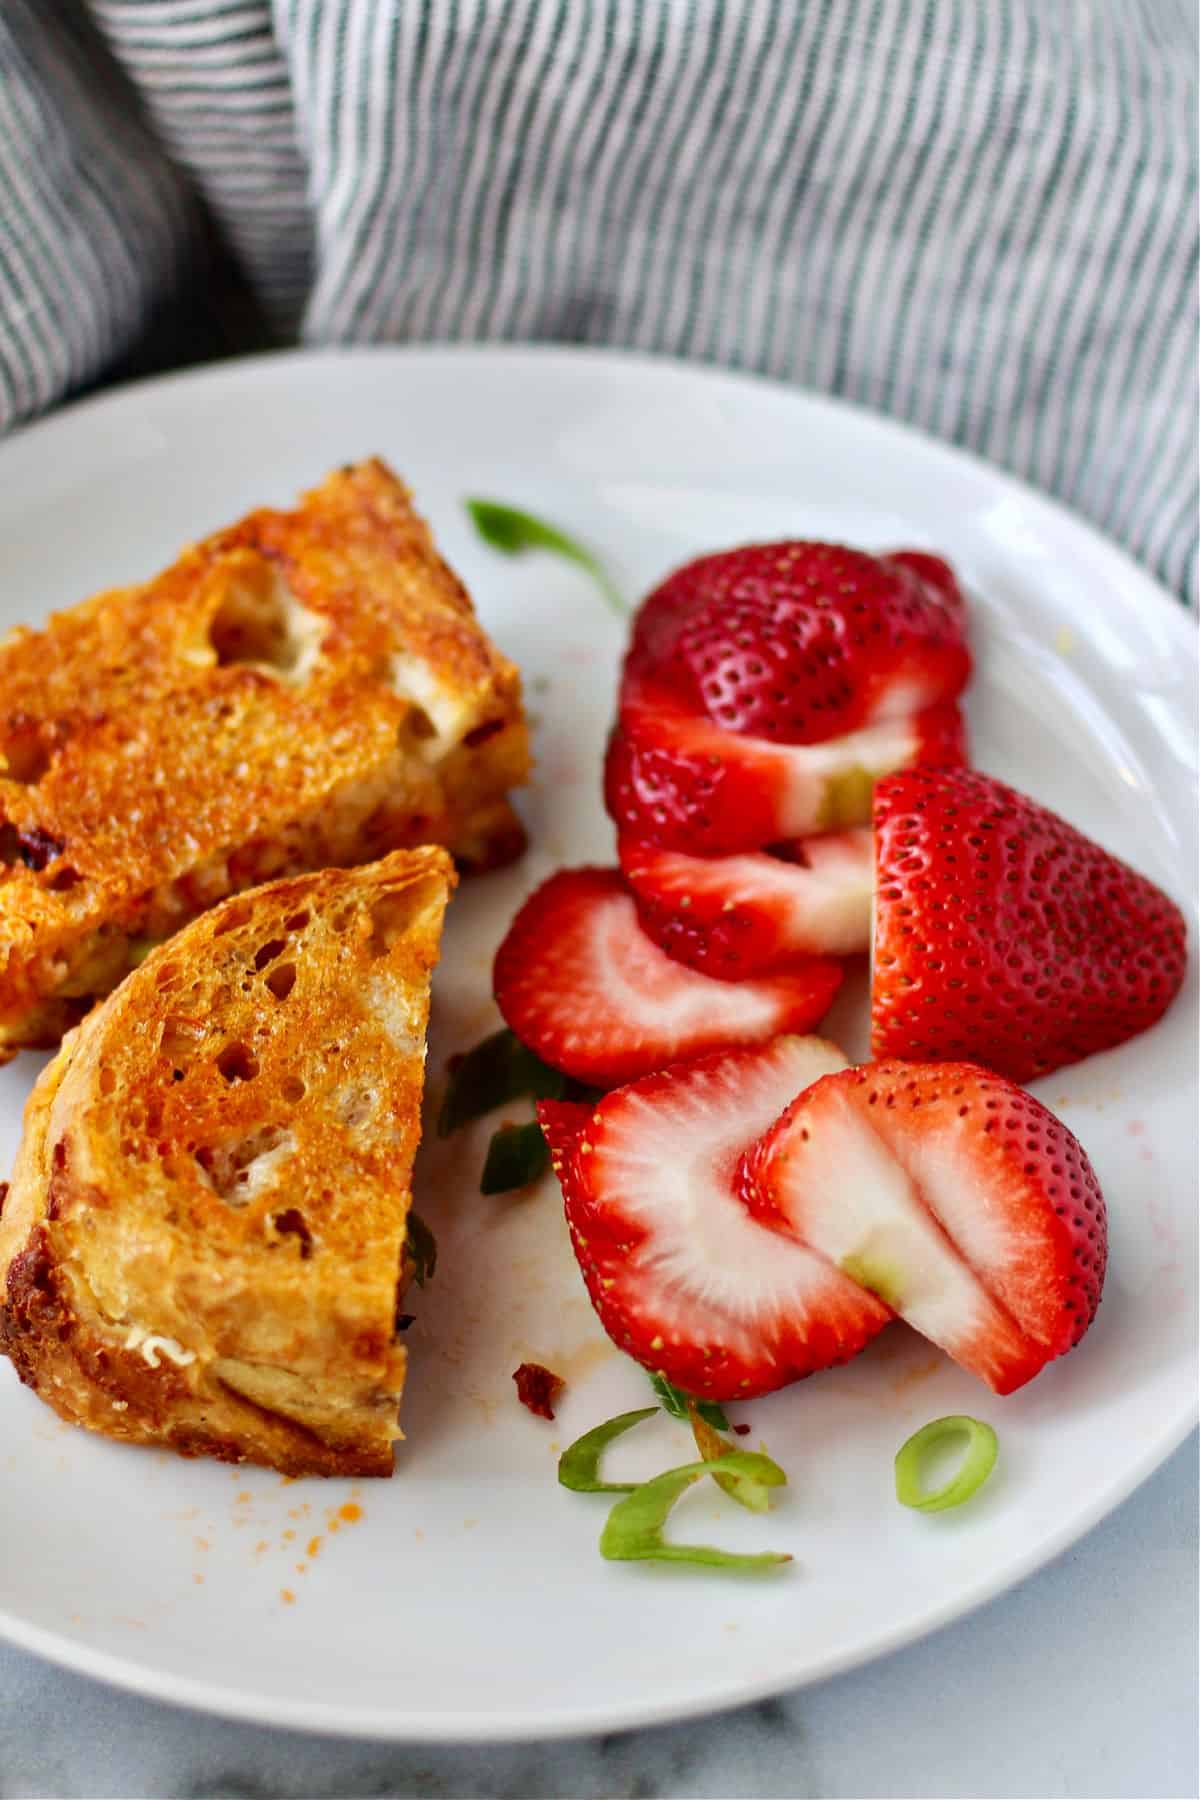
[0,459,527,1056]
[0,848,454,1476]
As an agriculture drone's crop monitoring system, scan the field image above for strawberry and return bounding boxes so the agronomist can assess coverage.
[619,827,873,978]
[742,1060,1107,1394]
[606,673,967,855]
[538,1037,892,1399]
[493,868,844,1086]
[625,541,970,744]
[872,767,1188,1081]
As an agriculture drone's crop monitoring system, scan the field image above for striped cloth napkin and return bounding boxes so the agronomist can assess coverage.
[1,0,1195,602]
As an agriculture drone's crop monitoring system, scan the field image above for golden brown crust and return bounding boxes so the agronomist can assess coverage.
[0,460,528,1055]
[0,849,454,1477]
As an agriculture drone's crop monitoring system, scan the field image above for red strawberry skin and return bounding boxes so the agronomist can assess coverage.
[538,1039,891,1400]
[606,674,968,856]
[626,542,971,744]
[854,1062,1107,1362]
[493,867,843,1086]
[741,1060,1107,1392]
[872,767,1188,1082]
[619,829,872,978]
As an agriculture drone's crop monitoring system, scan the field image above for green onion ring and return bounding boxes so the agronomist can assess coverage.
[894,1415,999,1512]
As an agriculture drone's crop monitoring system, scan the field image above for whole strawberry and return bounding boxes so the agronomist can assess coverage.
[872,767,1188,1081]
[626,541,971,744]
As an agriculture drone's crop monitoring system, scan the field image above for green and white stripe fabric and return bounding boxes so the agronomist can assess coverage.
[2,0,1196,601]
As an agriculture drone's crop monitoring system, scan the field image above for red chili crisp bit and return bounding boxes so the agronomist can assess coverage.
[512,1361,564,1420]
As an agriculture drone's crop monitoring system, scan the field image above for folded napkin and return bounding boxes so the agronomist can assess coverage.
[1,0,1195,602]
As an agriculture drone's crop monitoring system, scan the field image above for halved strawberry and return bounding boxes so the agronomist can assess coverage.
[606,673,967,855]
[619,828,873,978]
[872,766,1188,1081]
[538,1037,893,1399]
[493,868,843,1086]
[625,541,971,744]
[741,1061,1107,1394]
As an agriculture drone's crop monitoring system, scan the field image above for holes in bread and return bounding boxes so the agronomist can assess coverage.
[207,563,325,681]
[0,823,65,870]
[265,961,296,1001]
[213,901,254,937]
[196,1124,294,1203]
[366,891,417,959]
[463,716,505,748]
[285,910,310,932]
[254,937,286,970]
[269,1207,313,1258]
[0,728,52,785]
[159,1016,203,1064]
[280,1074,307,1104]
[403,706,437,743]
[216,1042,260,1084]
[46,862,81,892]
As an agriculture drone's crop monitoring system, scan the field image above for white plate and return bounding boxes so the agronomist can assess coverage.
[0,347,1194,1741]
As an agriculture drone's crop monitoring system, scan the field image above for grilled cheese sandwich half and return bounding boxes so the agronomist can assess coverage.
[0,459,528,1056]
[0,849,454,1476]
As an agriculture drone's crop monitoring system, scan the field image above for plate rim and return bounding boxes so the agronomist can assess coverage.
[0,341,1194,1740]
[5,339,1196,658]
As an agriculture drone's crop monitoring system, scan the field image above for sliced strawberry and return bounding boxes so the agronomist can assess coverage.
[618,828,873,978]
[741,1061,1107,1394]
[884,551,967,630]
[538,1037,892,1399]
[625,541,970,744]
[872,766,1188,1081]
[493,868,843,1086]
[606,673,967,855]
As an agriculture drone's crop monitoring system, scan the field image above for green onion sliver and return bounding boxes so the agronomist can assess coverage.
[894,1415,998,1512]
[558,1407,658,1493]
[600,1453,791,1570]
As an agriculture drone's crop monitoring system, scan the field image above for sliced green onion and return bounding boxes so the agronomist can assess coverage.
[599,1454,791,1570]
[895,1415,998,1512]
[687,1401,768,1513]
[481,1119,550,1194]
[438,1027,568,1137]
[558,1407,658,1493]
[465,499,627,617]
[405,1210,438,1288]
[649,1372,729,1432]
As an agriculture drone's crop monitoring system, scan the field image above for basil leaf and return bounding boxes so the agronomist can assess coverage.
[405,1211,437,1288]
[558,1407,659,1493]
[599,1454,791,1570]
[649,1372,730,1432]
[481,1119,550,1194]
[466,499,626,617]
[438,1028,568,1138]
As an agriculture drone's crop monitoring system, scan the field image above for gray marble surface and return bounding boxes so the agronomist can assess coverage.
[1,1434,1194,1800]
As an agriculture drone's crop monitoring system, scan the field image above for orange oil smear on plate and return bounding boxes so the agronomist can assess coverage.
[280,1588,296,1605]
[890,1351,945,1395]
[307,1535,322,1558]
